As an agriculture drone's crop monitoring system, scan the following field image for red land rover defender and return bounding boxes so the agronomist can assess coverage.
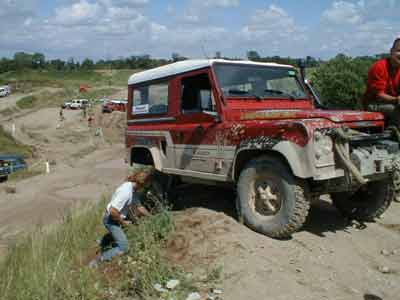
[125,59,400,238]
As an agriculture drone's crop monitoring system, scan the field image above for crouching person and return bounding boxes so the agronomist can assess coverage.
[90,171,151,267]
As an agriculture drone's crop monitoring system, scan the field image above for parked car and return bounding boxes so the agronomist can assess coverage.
[69,99,89,109]
[102,99,127,113]
[0,159,10,182]
[0,154,27,182]
[62,100,72,109]
[0,85,11,97]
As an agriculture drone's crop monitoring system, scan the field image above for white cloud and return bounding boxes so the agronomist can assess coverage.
[98,0,149,8]
[54,0,103,26]
[1,0,400,60]
[322,1,362,25]
[201,0,240,8]
[0,0,37,17]
[180,0,239,25]
[240,5,307,47]
[182,13,200,24]
[317,0,400,57]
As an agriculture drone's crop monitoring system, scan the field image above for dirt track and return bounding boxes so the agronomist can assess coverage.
[1,89,400,299]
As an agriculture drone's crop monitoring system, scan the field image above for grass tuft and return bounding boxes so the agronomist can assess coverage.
[0,199,106,300]
[0,125,34,157]
[16,95,38,109]
[0,197,198,300]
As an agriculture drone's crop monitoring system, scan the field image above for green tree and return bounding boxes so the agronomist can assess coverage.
[32,53,45,69]
[81,58,94,70]
[0,58,15,73]
[48,59,65,71]
[14,52,33,70]
[247,50,260,61]
[66,57,76,71]
[310,54,376,109]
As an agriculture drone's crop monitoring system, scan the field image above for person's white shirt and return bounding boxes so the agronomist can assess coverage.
[106,182,140,219]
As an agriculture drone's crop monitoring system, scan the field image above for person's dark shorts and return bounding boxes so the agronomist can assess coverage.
[366,103,400,126]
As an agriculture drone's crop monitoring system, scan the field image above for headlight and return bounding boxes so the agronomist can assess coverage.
[314,131,333,160]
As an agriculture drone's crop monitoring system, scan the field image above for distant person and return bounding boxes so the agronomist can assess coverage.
[59,106,64,121]
[363,38,400,125]
[88,115,93,127]
[89,171,152,267]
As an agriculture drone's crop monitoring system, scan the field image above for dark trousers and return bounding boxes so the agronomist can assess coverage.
[366,103,400,126]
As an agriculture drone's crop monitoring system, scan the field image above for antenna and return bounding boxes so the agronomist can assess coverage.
[200,36,209,59]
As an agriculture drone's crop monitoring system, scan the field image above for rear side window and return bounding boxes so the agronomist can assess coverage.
[132,82,169,115]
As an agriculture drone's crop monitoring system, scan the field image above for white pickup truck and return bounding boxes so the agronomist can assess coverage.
[0,85,11,97]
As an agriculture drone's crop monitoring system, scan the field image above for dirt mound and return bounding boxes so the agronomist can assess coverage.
[165,208,243,270]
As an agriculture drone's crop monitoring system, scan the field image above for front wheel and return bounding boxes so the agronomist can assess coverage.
[237,157,310,238]
[331,178,393,221]
[144,171,178,212]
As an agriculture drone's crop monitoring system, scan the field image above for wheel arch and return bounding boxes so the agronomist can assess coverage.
[130,146,163,171]
[233,136,315,181]
[233,149,293,182]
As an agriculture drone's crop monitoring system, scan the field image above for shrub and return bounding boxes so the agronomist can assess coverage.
[16,95,38,109]
[311,54,376,109]
[0,125,34,157]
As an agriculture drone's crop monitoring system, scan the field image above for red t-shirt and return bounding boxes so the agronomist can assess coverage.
[363,58,400,105]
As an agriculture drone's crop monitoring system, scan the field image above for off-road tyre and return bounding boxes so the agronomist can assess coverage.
[237,157,310,238]
[331,178,393,221]
[144,171,179,212]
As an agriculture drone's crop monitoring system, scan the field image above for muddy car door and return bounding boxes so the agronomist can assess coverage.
[128,80,177,170]
[171,70,227,177]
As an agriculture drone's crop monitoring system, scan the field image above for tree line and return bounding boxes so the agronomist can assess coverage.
[0,52,173,73]
[0,50,339,73]
[0,50,385,74]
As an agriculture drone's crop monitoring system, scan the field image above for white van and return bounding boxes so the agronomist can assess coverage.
[69,99,89,109]
[0,85,11,97]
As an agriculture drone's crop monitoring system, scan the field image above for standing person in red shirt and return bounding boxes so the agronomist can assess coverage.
[364,38,400,125]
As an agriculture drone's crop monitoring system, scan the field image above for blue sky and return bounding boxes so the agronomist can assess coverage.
[1,0,399,61]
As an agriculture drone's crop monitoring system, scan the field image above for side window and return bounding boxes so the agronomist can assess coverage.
[132,82,169,115]
[181,73,215,113]
[200,90,216,111]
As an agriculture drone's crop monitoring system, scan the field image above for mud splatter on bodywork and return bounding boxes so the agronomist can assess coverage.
[239,136,280,150]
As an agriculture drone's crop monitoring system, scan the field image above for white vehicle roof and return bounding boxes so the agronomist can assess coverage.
[110,99,127,104]
[128,59,294,85]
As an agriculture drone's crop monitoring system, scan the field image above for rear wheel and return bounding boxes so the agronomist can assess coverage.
[331,178,393,221]
[237,157,310,238]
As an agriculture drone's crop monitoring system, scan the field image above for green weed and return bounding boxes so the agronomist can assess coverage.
[0,198,197,300]
[0,199,106,300]
[0,125,34,157]
[16,95,38,109]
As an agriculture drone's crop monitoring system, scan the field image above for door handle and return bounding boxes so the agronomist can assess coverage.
[178,132,184,143]
[196,125,205,133]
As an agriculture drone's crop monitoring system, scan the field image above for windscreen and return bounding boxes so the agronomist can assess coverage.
[213,63,307,100]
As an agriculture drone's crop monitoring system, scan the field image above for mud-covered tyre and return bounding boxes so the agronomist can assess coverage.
[144,171,178,212]
[237,157,310,238]
[331,178,393,221]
